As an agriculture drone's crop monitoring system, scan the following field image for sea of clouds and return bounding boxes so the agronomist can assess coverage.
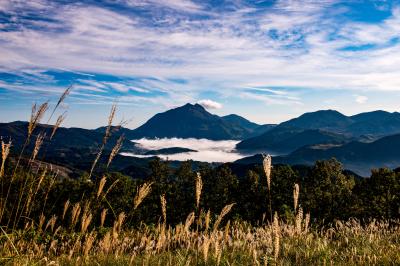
[121,138,247,162]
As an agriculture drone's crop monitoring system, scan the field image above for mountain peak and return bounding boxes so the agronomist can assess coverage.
[129,102,255,140]
[179,103,206,111]
[279,109,352,130]
[303,109,346,117]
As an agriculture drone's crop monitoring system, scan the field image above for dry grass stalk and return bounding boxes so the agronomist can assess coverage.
[38,213,46,231]
[184,212,195,233]
[83,231,96,257]
[100,231,111,254]
[213,203,235,232]
[224,220,230,242]
[81,212,93,234]
[202,235,211,262]
[304,212,310,233]
[293,183,300,213]
[105,103,117,140]
[50,113,67,140]
[28,102,49,140]
[100,209,108,227]
[24,187,34,215]
[71,203,81,229]
[252,248,259,266]
[54,86,72,112]
[263,154,273,222]
[45,215,57,232]
[102,179,120,201]
[24,167,47,217]
[107,134,124,168]
[89,102,117,179]
[0,139,11,178]
[195,172,203,209]
[205,210,211,231]
[133,182,153,210]
[31,132,46,162]
[97,176,107,199]
[112,212,126,239]
[263,154,272,191]
[273,212,280,260]
[62,200,70,220]
[214,238,222,266]
[34,167,47,195]
[160,194,167,224]
[296,207,303,235]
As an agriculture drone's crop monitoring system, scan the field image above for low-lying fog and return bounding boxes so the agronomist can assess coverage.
[121,138,248,163]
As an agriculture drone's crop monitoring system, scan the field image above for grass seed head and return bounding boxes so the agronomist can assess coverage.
[263,154,272,191]
[213,203,235,232]
[62,200,70,220]
[28,102,49,139]
[296,207,303,235]
[97,176,107,199]
[100,209,108,228]
[195,172,203,209]
[160,194,167,224]
[0,138,11,178]
[133,182,153,210]
[50,113,67,140]
[31,132,45,162]
[273,212,280,260]
[184,212,195,233]
[293,183,300,213]
[107,134,124,168]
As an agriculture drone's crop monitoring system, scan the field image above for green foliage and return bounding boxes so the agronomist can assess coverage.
[2,157,400,229]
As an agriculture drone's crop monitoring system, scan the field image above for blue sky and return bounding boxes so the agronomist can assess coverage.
[1,0,400,128]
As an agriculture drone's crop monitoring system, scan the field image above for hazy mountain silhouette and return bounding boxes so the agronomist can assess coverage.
[235,133,400,176]
[237,109,400,153]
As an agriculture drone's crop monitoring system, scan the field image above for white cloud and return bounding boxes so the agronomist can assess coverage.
[122,138,245,162]
[124,0,204,13]
[355,95,368,104]
[197,99,223,109]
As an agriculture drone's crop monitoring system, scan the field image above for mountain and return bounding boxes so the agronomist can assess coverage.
[281,134,400,175]
[0,121,138,153]
[236,127,348,154]
[221,114,260,131]
[236,109,400,153]
[221,114,275,137]
[144,147,197,155]
[348,110,400,137]
[236,134,400,176]
[128,103,266,140]
[279,110,353,131]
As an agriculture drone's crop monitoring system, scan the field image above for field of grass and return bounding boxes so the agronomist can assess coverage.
[1,90,400,265]
[2,212,400,265]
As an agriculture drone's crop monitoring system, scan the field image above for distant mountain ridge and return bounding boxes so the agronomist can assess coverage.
[0,121,138,153]
[235,133,400,176]
[237,109,400,153]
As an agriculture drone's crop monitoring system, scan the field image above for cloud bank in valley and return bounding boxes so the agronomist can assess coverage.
[122,138,245,162]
